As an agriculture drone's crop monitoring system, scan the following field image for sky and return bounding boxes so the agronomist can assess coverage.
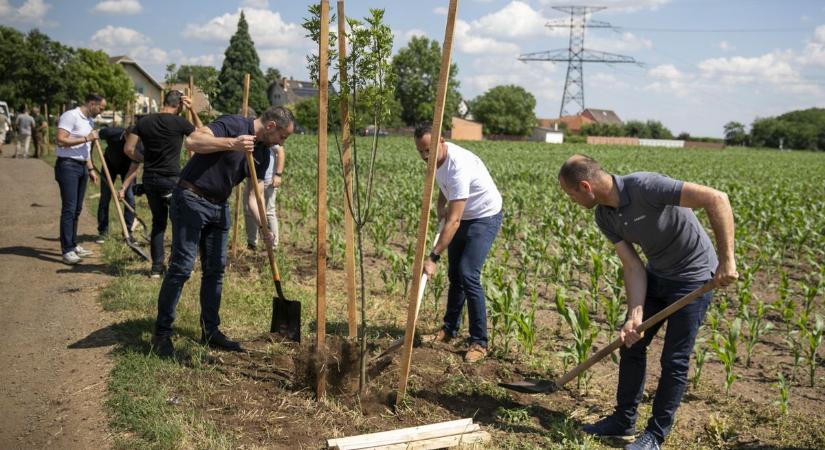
[2,0,824,137]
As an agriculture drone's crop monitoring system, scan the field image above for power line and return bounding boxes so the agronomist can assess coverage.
[618,26,811,33]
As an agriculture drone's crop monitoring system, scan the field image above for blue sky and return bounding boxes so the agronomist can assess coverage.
[2,0,824,137]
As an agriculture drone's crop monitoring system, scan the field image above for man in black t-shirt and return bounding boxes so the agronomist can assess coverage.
[96,126,136,241]
[151,105,295,357]
[124,90,201,277]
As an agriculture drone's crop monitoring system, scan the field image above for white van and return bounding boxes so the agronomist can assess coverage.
[0,101,12,144]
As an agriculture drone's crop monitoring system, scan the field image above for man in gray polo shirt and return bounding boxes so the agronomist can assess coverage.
[558,154,737,450]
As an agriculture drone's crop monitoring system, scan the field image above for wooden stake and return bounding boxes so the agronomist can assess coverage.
[230,74,251,259]
[316,0,330,400]
[337,0,358,340]
[188,75,196,124]
[396,0,459,405]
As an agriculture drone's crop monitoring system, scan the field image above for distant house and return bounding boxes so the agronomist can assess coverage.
[268,77,319,107]
[165,83,212,114]
[109,55,162,114]
[450,117,482,141]
[537,108,622,134]
[582,108,623,126]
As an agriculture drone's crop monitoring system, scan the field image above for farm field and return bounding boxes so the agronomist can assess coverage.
[97,136,825,449]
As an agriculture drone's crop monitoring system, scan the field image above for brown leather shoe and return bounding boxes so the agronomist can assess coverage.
[464,343,488,363]
[426,328,452,344]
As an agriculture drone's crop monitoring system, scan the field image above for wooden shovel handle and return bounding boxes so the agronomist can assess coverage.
[555,280,716,388]
[93,140,131,241]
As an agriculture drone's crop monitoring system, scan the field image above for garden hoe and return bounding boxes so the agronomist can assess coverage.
[120,200,149,243]
[374,220,445,361]
[499,280,716,394]
[245,149,301,342]
[93,139,150,261]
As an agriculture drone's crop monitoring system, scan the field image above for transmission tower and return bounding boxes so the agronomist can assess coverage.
[519,6,639,117]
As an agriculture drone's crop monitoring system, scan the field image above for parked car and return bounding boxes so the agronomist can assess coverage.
[359,125,389,137]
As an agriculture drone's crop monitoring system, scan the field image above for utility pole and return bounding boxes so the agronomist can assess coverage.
[519,6,639,117]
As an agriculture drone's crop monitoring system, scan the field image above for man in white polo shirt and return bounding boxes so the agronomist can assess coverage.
[54,94,105,264]
[414,123,503,363]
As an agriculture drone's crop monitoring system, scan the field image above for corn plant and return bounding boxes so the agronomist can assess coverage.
[774,372,790,415]
[800,314,824,387]
[691,336,708,389]
[711,318,741,395]
[515,288,538,355]
[589,251,606,313]
[603,277,625,364]
[486,267,523,355]
[428,266,447,313]
[742,300,773,367]
[784,330,804,382]
[558,294,599,391]
[736,262,758,314]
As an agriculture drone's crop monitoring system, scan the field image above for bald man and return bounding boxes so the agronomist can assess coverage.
[558,154,737,450]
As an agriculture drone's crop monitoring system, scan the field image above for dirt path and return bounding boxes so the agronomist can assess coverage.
[0,145,114,448]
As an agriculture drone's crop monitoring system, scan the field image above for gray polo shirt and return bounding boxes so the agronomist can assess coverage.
[595,172,717,282]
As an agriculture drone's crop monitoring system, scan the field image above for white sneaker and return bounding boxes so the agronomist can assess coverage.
[62,251,81,265]
[74,246,93,257]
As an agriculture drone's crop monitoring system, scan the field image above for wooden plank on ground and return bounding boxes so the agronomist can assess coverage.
[327,418,474,449]
[348,431,491,450]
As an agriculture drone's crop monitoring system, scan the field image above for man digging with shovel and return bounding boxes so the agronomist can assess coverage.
[558,155,738,450]
[150,106,294,357]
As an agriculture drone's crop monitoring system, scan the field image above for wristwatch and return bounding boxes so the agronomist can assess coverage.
[429,251,441,263]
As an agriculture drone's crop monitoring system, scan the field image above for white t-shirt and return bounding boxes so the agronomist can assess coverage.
[56,108,94,161]
[435,142,502,220]
[264,145,281,183]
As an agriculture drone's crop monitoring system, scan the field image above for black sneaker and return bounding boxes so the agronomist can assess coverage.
[625,431,661,450]
[149,267,164,279]
[247,242,257,251]
[201,330,243,352]
[581,414,635,440]
[151,335,175,358]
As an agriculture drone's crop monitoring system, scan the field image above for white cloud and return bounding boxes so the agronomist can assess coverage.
[470,1,559,39]
[463,57,559,110]
[180,54,222,67]
[0,0,51,25]
[182,8,307,49]
[648,64,684,80]
[433,7,447,15]
[718,41,735,52]
[92,0,142,14]
[798,24,825,66]
[645,63,692,97]
[454,19,521,55]
[393,28,427,52]
[698,52,797,84]
[90,25,168,65]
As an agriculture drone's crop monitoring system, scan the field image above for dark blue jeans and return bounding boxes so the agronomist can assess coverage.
[443,211,502,347]
[155,187,230,338]
[144,176,177,272]
[97,167,134,236]
[614,271,713,443]
[54,158,89,254]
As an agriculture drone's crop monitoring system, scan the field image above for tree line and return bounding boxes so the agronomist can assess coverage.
[725,108,825,151]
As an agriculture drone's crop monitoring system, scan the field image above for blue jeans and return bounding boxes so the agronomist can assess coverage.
[54,158,89,254]
[443,211,502,347]
[155,186,230,338]
[614,271,713,443]
[144,176,177,272]
[97,167,134,236]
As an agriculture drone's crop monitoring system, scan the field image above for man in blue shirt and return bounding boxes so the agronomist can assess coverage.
[558,154,737,450]
[152,106,295,357]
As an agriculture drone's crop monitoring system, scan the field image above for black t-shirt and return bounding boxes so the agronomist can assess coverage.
[134,113,195,178]
[99,127,132,175]
[179,115,268,203]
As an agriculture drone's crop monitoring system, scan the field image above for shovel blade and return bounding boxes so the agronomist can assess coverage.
[498,379,558,394]
[270,296,301,342]
[127,238,151,262]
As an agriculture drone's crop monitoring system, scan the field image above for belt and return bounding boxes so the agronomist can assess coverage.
[57,157,87,165]
[178,179,223,204]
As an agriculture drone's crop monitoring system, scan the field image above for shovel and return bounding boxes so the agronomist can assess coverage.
[500,280,716,394]
[93,140,150,261]
[244,148,301,342]
[373,220,445,361]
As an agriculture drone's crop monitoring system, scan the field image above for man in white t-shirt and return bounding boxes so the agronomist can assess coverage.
[54,93,105,264]
[415,123,503,363]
